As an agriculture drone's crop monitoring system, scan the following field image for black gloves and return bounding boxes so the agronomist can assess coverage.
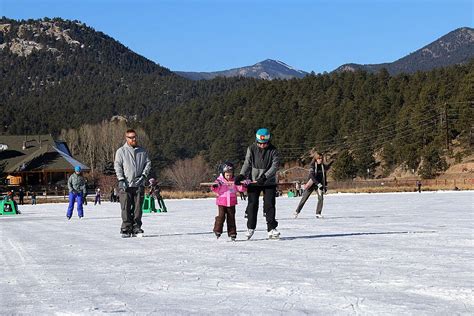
[136,175,146,186]
[234,174,245,185]
[118,180,127,191]
[212,183,219,188]
[256,174,267,185]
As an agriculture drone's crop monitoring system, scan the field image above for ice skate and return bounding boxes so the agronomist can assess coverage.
[293,211,299,219]
[268,228,280,239]
[230,235,236,242]
[315,214,323,219]
[121,232,131,238]
[245,229,255,240]
[215,232,221,239]
[132,228,144,237]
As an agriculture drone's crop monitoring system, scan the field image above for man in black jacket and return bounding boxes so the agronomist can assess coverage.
[235,128,280,240]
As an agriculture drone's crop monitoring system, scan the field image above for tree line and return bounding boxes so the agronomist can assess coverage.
[59,62,473,182]
[146,63,473,180]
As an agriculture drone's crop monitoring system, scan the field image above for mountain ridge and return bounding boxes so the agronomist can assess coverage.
[335,27,474,75]
[175,59,308,80]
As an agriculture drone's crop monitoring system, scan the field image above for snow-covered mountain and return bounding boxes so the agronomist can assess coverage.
[335,27,474,75]
[175,59,308,80]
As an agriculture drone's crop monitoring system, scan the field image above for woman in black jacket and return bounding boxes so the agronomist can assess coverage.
[294,152,333,218]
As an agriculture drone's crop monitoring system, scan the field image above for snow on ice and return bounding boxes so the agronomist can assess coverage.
[0,191,473,314]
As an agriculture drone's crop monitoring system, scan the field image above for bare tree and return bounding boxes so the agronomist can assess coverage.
[163,155,211,191]
[60,120,152,173]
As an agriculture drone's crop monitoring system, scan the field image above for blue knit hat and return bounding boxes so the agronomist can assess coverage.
[74,166,81,172]
[256,128,270,143]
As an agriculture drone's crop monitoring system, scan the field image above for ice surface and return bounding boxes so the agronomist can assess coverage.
[1,191,473,314]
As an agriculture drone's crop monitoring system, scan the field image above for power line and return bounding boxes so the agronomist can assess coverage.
[277,119,446,159]
[278,112,442,153]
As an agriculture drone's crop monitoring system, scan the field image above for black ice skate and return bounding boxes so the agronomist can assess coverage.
[132,228,144,237]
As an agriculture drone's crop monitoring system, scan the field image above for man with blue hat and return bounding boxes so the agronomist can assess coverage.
[235,128,281,240]
[66,165,87,219]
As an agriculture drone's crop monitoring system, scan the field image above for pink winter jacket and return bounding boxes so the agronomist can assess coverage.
[211,175,247,207]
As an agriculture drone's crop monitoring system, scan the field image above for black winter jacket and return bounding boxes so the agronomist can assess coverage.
[240,143,280,186]
[309,161,333,188]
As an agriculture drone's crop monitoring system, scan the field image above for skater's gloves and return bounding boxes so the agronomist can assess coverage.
[234,174,245,185]
[317,183,323,189]
[242,179,252,186]
[256,174,267,185]
[136,175,146,186]
[118,180,128,191]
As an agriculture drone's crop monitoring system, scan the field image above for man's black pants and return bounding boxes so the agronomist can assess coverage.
[246,185,278,232]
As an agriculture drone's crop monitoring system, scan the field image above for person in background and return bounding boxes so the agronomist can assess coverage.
[18,187,25,205]
[94,188,101,205]
[295,182,301,197]
[31,191,37,205]
[416,180,422,193]
[148,178,167,212]
[66,166,87,220]
[294,152,334,219]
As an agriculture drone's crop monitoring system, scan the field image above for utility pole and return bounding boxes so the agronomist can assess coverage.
[445,103,449,150]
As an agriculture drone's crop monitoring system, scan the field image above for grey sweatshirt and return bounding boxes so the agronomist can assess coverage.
[114,142,151,187]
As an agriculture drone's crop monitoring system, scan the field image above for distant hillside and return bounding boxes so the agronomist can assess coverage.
[335,27,474,74]
[0,17,172,74]
[176,59,308,80]
[0,17,253,134]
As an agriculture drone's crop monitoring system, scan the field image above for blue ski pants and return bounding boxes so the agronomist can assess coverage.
[67,192,84,218]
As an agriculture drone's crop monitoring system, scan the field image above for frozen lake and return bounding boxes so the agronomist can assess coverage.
[1,191,473,315]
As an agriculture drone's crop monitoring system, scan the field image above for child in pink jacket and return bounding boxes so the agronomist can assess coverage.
[211,162,248,240]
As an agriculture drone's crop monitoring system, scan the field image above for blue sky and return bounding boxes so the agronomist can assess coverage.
[1,0,472,73]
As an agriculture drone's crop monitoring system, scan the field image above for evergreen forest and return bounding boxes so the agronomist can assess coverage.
[1,18,473,179]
